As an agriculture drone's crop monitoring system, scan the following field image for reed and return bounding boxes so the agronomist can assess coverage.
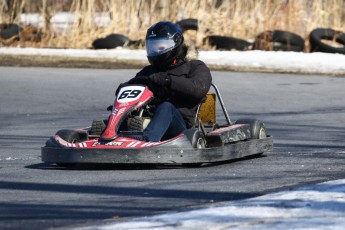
[0,0,344,49]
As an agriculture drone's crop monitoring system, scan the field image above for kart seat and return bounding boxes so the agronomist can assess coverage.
[197,93,216,126]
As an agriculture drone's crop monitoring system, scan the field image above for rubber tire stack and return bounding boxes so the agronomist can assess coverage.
[176,18,198,32]
[309,28,345,54]
[204,35,251,50]
[0,23,20,40]
[253,30,305,52]
[92,34,130,49]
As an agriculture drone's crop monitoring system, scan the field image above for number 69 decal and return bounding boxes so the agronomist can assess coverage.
[118,90,142,99]
[117,86,145,103]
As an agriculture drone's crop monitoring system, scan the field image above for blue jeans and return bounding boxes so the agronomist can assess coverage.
[143,102,187,142]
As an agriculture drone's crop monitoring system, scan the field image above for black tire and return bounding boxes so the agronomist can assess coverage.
[55,129,88,143]
[176,18,198,31]
[204,35,251,50]
[45,137,58,147]
[92,33,130,49]
[0,23,20,39]
[309,28,345,54]
[128,116,143,131]
[235,119,267,139]
[90,119,106,135]
[253,30,305,52]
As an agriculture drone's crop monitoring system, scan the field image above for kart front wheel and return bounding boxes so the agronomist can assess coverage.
[54,129,88,168]
[56,129,88,143]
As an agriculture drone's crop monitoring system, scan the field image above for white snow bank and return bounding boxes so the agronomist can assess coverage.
[0,47,147,60]
[200,50,345,74]
[1,47,345,74]
[74,179,345,230]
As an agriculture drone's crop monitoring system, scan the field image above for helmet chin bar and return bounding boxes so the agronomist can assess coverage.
[148,50,172,70]
[148,44,187,70]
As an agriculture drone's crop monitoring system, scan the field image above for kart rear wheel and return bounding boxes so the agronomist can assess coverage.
[192,130,206,149]
[235,119,267,139]
[235,119,267,157]
[182,130,205,167]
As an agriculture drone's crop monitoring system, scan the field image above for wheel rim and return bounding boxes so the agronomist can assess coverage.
[196,138,205,149]
[258,127,267,139]
[71,138,79,143]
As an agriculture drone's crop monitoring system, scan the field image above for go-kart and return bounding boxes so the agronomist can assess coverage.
[41,82,273,166]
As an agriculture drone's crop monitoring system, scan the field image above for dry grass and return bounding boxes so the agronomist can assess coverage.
[1,0,345,49]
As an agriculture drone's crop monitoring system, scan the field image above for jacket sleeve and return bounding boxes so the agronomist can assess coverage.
[170,60,212,100]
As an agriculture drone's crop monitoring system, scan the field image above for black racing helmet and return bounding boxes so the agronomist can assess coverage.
[146,21,185,70]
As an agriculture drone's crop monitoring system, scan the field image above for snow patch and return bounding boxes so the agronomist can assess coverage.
[73,179,345,230]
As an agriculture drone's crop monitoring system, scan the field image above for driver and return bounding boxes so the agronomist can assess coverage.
[119,21,212,142]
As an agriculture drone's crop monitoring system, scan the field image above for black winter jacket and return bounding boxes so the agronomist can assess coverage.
[132,60,212,128]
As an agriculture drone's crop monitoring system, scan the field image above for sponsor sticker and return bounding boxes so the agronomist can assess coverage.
[92,141,123,147]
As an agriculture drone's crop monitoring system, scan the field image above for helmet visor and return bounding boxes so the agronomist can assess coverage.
[146,38,176,57]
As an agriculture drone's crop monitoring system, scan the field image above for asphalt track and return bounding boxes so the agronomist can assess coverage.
[0,67,344,229]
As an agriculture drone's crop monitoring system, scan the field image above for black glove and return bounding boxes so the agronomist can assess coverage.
[149,73,171,87]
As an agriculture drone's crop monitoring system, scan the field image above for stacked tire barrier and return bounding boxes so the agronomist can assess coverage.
[174,18,345,55]
[203,35,251,51]
[252,30,305,52]
[0,23,20,40]
[309,28,345,54]
[91,25,345,55]
[92,34,130,49]
[176,18,198,32]
[0,23,41,45]
[2,18,344,55]
[92,34,144,49]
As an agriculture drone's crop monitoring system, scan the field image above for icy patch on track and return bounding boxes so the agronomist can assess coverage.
[72,179,345,230]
